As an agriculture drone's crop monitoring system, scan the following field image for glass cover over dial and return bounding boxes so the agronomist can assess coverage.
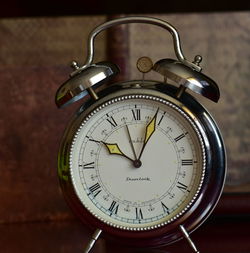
[70,94,206,230]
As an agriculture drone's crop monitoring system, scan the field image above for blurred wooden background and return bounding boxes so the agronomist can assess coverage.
[0,11,250,253]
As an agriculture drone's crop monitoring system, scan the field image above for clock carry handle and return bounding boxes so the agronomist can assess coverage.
[55,16,220,108]
[71,16,201,77]
[75,16,220,103]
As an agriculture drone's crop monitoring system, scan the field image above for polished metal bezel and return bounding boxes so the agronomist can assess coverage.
[69,92,207,231]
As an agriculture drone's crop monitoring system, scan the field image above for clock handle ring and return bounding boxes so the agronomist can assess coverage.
[71,16,201,76]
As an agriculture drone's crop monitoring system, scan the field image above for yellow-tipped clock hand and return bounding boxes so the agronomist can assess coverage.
[138,108,159,160]
[102,141,134,162]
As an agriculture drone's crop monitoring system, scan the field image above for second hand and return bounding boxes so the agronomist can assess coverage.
[125,124,142,168]
[125,124,137,160]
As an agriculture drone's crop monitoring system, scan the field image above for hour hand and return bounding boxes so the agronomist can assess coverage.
[102,141,134,162]
[102,142,125,156]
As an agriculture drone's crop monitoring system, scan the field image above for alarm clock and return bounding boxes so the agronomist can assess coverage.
[55,16,226,252]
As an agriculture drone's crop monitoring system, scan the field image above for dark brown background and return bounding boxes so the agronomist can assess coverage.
[0,9,250,253]
[0,0,250,17]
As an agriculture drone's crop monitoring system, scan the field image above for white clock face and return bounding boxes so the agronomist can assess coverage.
[70,95,206,230]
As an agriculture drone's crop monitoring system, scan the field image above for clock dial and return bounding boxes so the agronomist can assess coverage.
[70,95,206,230]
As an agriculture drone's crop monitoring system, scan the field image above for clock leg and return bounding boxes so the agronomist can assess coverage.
[179,225,200,253]
[83,229,103,253]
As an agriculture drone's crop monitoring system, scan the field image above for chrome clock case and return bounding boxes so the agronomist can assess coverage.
[55,16,226,251]
[57,81,226,248]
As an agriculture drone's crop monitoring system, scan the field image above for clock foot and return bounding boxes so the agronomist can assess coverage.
[83,229,102,253]
[179,225,200,253]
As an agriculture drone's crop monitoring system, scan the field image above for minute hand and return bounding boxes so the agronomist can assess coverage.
[138,108,159,160]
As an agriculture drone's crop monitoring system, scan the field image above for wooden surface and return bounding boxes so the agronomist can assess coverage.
[1,217,250,253]
[0,14,250,252]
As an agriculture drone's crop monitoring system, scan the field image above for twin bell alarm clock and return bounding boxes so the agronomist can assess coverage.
[55,16,226,253]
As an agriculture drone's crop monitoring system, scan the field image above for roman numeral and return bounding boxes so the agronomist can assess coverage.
[83,162,95,169]
[132,108,141,120]
[157,112,166,126]
[88,183,101,197]
[181,159,193,166]
[106,114,117,127]
[177,182,189,193]
[161,202,170,214]
[174,132,188,142]
[108,201,119,215]
[135,207,143,220]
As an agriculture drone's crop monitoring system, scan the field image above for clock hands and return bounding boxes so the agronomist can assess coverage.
[89,124,143,168]
[89,108,159,168]
[138,108,159,160]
